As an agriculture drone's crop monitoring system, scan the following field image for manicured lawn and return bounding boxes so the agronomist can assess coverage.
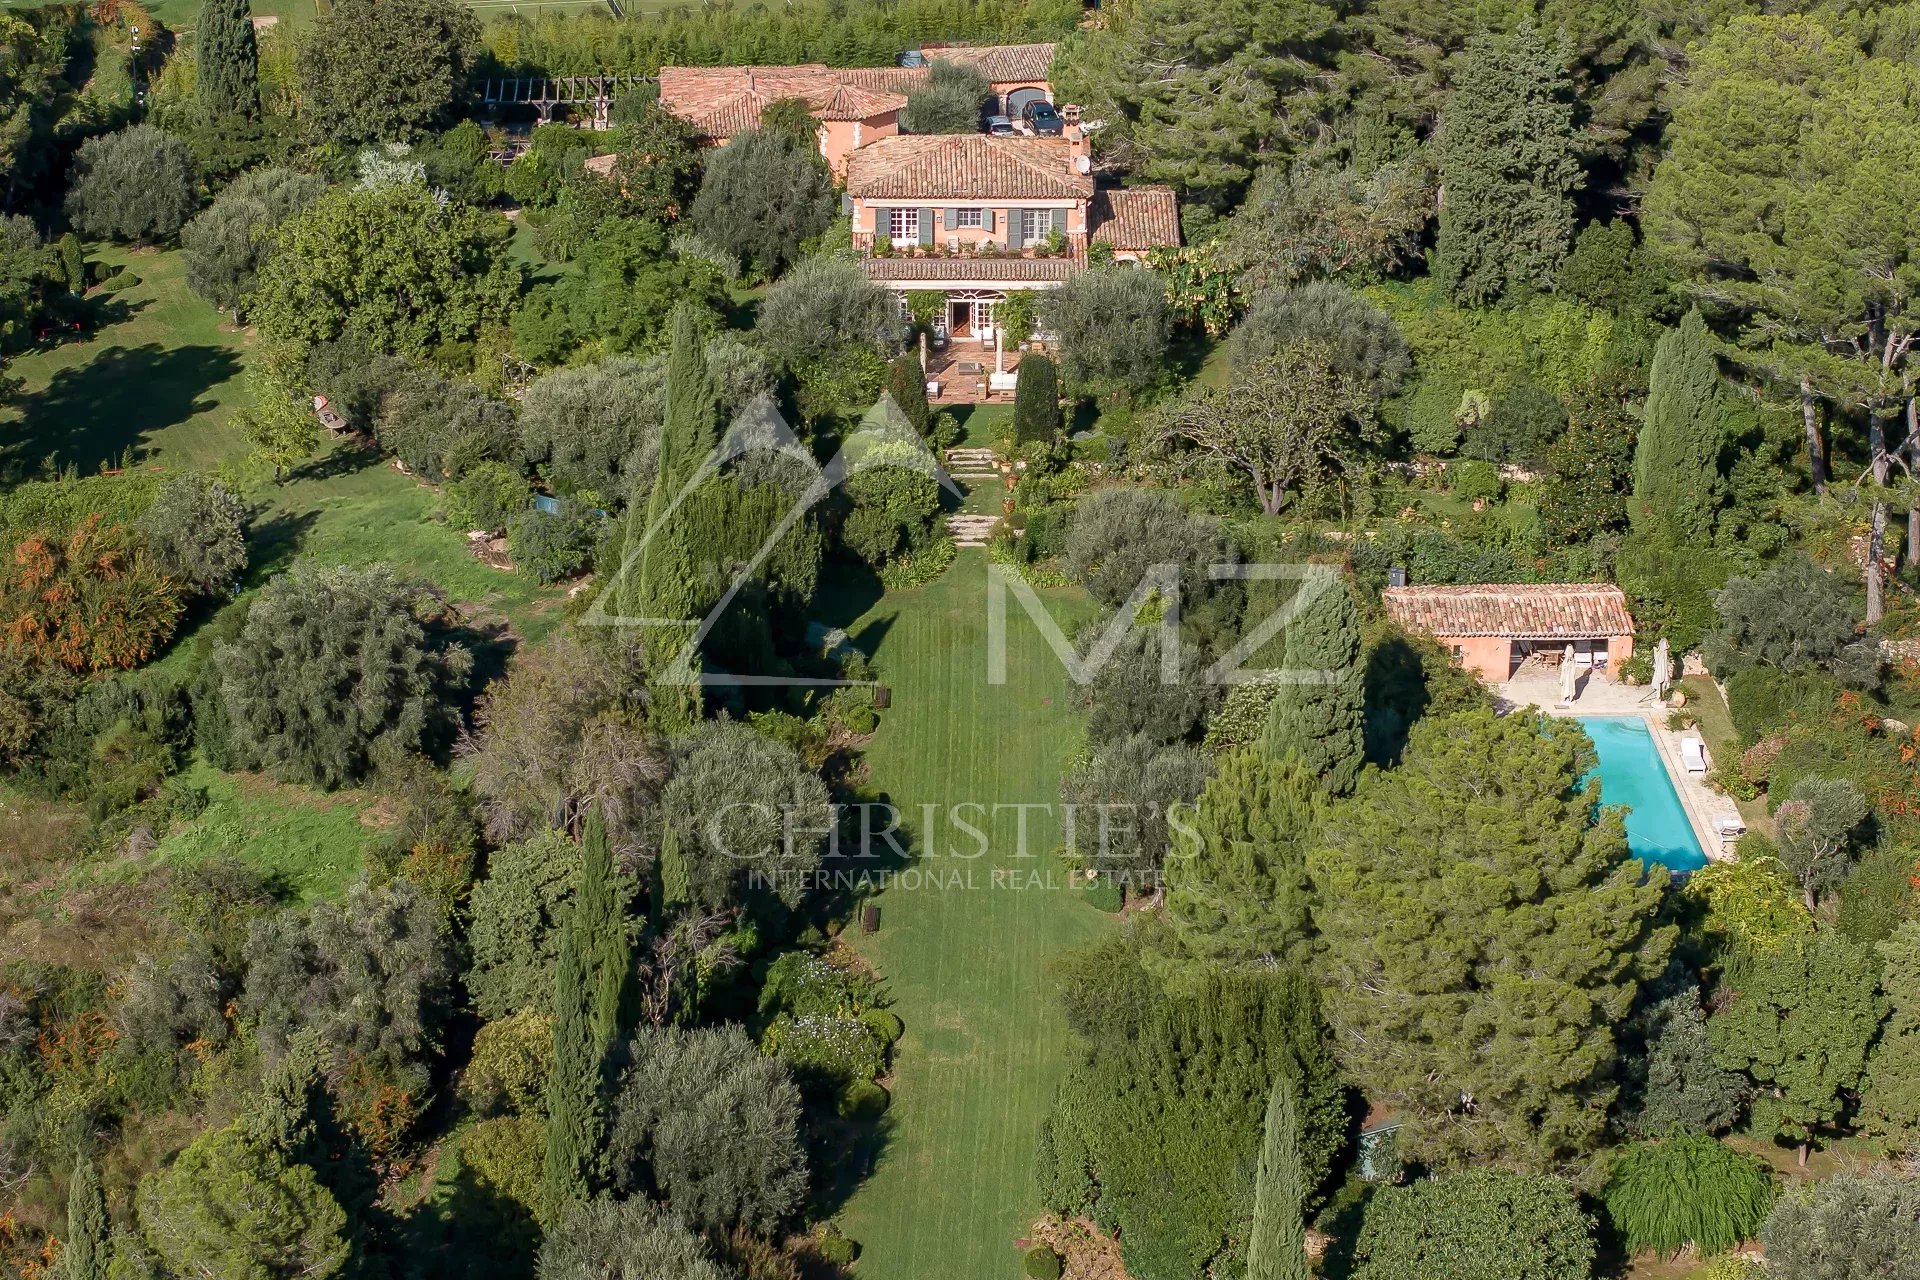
[832,553,1108,1280]
[1678,674,1771,833]
[0,244,253,477]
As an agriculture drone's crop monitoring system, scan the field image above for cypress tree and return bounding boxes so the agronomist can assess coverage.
[621,307,717,732]
[1247,1072,1307,1280]
[656,824,690,918]
[64,1153,108,1280]
[1013,353,1059,444]
[884,354,931,439]
[1162,750,1319,969]
[1435,22,1581,307]
[577,808,633,1050]
[196,0,261,119]
[56,233,84,295]
[541,915,598,1221]
[1259,573,1363,794]
[540,808,634,1220]
[1632,309,1724,546]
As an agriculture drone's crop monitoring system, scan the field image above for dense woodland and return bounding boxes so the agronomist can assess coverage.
[0,0,1919,1278]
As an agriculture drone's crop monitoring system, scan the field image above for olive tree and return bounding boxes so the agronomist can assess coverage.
[64,124,198,243]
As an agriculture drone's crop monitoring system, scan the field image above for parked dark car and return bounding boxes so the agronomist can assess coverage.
[1022,100,1064,135]
[986,114,1015,137]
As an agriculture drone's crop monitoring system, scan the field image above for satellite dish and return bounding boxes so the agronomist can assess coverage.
[1074,155,1091,174]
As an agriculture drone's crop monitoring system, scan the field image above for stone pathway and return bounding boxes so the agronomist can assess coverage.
[944,447,1001,481]
[946,513,1002,547]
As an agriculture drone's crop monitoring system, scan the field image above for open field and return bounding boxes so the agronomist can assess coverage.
[831,554,1107,1280]
[1,244,253,477]
[145,760,387,902]
[2,245,569,645]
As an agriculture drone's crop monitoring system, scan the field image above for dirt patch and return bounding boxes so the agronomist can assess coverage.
[1024,1216,1129,1280]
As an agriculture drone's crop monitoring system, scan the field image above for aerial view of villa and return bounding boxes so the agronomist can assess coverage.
[0,0,1916,1278]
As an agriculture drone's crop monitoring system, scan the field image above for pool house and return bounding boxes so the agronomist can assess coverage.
[1382,583,1636,683]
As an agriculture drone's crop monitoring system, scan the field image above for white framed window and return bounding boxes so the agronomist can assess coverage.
[888,207,919,245]
[955,207,983,228]
[1020,208,1058,242]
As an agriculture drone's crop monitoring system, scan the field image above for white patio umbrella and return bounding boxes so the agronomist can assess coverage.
[1560,643,1578,703]
[1652,638,1672,701]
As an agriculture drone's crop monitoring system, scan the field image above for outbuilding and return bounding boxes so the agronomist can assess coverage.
[1382,582,1636,683]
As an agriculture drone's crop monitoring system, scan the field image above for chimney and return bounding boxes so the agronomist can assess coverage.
[1065,124,1090,174]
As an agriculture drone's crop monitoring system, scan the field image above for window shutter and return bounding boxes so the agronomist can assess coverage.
[1008,209,1025,249]
[983,209,995,233]
[944,207,959,230]
[919,209,934,246]
[1053,208,1067,236]
[872,206,885,235]
[841,192,853,216]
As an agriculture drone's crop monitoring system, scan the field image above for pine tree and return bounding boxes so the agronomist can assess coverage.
[1014,353,1060,444]
[620,307,717,732]
[1311,709,1672,1169]
[1259,572,1363,793]
[196,0,261,119]
[1162,750,1319,969]
[1632,309,1724,546]
[1435,22,1581,306]
[1247,1072,1307,1280]
[64,1154,108,1280]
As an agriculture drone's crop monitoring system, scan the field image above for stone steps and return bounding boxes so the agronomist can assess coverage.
[946,513,1003,548]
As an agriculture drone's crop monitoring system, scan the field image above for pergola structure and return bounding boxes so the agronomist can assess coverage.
[478,75,652,128]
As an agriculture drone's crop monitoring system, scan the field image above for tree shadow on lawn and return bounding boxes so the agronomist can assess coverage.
[238,508,323,586]
[6,341,241,475]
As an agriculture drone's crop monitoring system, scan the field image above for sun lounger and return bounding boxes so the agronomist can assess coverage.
[1679,736,1708,773]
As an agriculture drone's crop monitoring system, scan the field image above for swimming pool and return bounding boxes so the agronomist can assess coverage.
[1577,715,1708,873]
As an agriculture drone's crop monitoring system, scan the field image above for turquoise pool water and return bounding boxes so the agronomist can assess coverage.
[1577,716,1708,873]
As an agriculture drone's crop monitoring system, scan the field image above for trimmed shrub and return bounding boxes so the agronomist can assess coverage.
[507,504,597,583]
[836,1079,889,1119]
[1025,1245,1063,1280]
[1082,874,1123,913]
[1602,1135,1774,1258]
[813,1231,859,1265]
[1354,1169,1594,1280]
[859,1008,904,1044]
[1450,458,1503,503]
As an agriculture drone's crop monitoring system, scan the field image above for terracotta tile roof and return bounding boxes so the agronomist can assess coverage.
[1383,584,1636,640]
[833,66,929,93]
[864,256,1079,282]
[659,64,909,137]
[920,42,1057,83]
[809,82,909,121]
[847,135,1092,201]
[1090,186,1180,251]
